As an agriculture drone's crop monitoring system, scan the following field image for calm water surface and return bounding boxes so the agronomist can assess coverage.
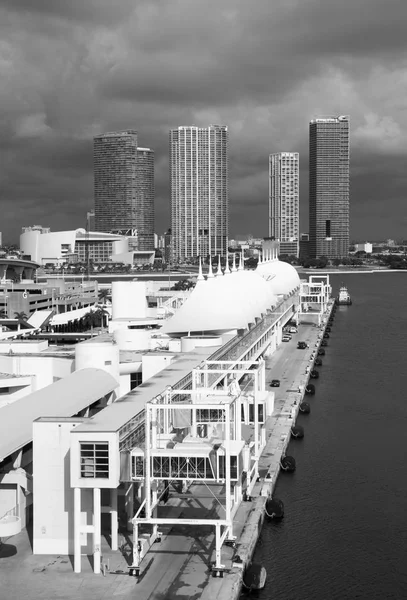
[251,273,407,600]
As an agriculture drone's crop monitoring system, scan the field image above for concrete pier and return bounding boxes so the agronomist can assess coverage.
[200,300,335,599]
[0,303,334,600]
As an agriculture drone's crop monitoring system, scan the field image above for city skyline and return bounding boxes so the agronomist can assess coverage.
[1,1,407,243]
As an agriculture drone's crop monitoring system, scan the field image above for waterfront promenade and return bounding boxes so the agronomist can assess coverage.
[0,314,331,600]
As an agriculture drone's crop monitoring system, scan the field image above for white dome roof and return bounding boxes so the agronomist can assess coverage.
[162,268,278,337]
[256,259,300,296]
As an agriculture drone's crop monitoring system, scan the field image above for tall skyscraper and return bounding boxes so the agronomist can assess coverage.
[269,152,299,256]
[135,147,155,251]
[169,125,228,261]
[94,131,155,250]
[309,116,350,259]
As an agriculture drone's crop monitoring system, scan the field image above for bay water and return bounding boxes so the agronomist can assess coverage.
[252,273,407,600]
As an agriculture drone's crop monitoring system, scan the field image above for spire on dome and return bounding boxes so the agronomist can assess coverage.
[238,249,244,271]
[197,256,204,281]
[231,253,237,273]
[224,251,231,274]
[207,255,214,278]
[216,255,222,276]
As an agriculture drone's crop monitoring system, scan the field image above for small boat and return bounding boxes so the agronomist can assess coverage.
[314,358,322,366]
[299,401,311,414]
[305,383,315,395]
[325,326,331,332]
[310,369,319,379]
[323,333,330,339]
[242,563,267,591]
[317,348,325,356]
[291,425,304,439]
[320,340,328,347]
[336,285,352,306]
[265,497,284,519]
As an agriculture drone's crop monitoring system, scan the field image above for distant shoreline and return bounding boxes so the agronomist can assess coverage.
[299,268,407,275]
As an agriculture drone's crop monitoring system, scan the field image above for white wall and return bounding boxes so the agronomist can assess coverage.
[141,354,175,382]
[75,341,120,393]
[33,419,89,555]
[111,281,148,319]
[20,230,77,264]
[0,355,74,390]
[0,376,33,408]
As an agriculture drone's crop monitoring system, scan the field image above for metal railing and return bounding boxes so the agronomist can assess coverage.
[118,291,299,450]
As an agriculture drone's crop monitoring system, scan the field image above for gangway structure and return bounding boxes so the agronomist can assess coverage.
[127,358,274,575]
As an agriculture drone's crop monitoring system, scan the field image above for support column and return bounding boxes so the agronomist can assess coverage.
[93,488,101,574]
[225,403,232,540]
[125,482,134,531]
[132,520,139,567]
[215,523,221,569]
[111,488,118,551]
[74,487,81,574]
[151,481,158,537]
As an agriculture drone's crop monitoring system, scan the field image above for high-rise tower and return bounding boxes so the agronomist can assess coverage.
[309,116,350,259]
[269,152,299,256]
[94,131,154,250]
[136,147,155,251]
[169,125,228,261]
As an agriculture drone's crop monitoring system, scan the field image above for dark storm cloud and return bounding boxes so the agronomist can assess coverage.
[1,0,407,242]
[0,0,136,25]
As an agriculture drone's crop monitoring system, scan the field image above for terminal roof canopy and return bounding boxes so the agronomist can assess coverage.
[0,368,118,462]
[162,269,278,337]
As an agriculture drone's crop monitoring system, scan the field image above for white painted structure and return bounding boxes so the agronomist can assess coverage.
[1,250,313,576]
[20,227,128,266]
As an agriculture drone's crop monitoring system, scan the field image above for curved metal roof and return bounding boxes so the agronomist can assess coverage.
[0,368,118,462]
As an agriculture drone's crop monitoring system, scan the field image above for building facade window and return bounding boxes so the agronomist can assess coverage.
[80,442,109,478]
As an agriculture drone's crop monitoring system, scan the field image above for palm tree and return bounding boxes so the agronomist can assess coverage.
[98,289,110,304]
[14,311,28,321]
[92,307,109,329]
[14,311,28,333]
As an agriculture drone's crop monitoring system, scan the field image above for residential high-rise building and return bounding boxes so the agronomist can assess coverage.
[94,131,155,250]
[136,147,155,251]
[169,125,228,261]
[309,116,350,259]
[269,152,299,256]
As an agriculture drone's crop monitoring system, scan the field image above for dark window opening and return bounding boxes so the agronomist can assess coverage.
[80,442,109,478]
[326,220,331,237]
[130,372,142,390]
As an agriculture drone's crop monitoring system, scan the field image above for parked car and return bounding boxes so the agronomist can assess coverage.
[297,341,307,349]
[282,335,291,342]
[289,327,298,334]
[270,379,280,387]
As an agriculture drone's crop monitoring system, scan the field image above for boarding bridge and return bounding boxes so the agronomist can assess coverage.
[127,359,274,575]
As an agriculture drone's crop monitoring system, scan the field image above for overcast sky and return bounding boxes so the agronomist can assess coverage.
[1,0,407,244]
